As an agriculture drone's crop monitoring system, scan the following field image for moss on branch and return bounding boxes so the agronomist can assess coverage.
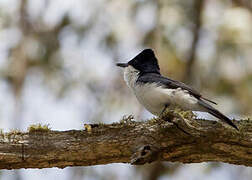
[0,110,251,170]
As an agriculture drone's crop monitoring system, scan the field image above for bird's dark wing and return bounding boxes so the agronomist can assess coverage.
[137,73,238,130]
[137,73,217,104]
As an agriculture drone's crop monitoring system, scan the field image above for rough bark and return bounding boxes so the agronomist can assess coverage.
[0,111,251,170]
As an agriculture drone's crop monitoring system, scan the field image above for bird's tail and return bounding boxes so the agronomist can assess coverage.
[198,100,239,131]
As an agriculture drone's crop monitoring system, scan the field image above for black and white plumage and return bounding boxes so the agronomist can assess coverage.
[117,49,238,130]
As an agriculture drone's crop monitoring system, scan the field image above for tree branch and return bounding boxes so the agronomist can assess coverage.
[232,0,252,12]
[0,112,251,170]
[184,0,204,83]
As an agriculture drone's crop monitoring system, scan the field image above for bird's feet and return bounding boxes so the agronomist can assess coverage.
[159,106,195,135]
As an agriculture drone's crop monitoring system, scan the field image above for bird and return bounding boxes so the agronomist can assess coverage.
[116,48,238,130]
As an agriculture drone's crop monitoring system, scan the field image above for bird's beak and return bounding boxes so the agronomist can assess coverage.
[116,63,128,68]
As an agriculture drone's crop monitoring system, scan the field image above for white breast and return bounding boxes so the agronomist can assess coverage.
[123,66,201,116]
[123,65,139,88]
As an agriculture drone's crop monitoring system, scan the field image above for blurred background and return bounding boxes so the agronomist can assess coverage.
[0,0,251,179]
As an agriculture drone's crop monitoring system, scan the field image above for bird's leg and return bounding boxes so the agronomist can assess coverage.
[160,104,169,118]
[160,104,174,123]
[160,105,191,136]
